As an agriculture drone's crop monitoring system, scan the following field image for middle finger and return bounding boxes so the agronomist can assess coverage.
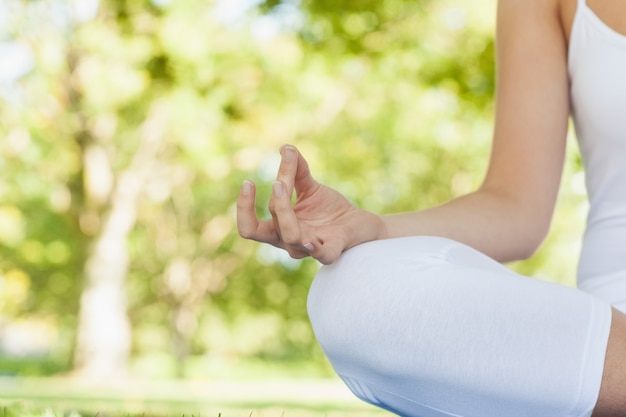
[269,180,302,247]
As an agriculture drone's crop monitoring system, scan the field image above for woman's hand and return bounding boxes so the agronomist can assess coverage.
[237,145,382,265]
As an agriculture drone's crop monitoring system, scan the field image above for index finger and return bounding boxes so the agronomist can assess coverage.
[237,180,279,245]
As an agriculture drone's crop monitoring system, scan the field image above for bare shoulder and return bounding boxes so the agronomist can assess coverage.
[496,0,568,59]
[497,0,566,33]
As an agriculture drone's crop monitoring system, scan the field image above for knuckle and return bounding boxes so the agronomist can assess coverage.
[278,159,295,174]
[286,247,307,259]
[280,230,296,242]
[238,229,252,239]
[236,192,247,204]
[268,197,280,213]
[270,192,286,207]
[238,226,256,240]
[281,232,300,246]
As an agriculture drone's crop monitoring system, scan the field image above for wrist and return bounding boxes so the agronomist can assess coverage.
[352,209,386,246]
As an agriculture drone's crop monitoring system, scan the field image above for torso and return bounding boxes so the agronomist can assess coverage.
[562,0,626,289]
[559,0,626,45]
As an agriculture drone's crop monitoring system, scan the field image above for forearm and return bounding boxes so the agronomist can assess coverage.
[377,188,549,262]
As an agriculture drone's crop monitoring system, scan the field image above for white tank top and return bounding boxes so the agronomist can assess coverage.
[568,0,626,284]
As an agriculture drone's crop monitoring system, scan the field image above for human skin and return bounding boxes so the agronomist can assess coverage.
[237,0,626,413]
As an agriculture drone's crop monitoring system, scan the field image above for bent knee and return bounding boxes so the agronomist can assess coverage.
[306,248,392,366]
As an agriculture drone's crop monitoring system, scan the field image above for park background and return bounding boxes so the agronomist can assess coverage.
[0,0,588,415]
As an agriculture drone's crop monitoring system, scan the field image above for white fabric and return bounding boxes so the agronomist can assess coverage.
[308,237,611,417]
[569,0,626,310]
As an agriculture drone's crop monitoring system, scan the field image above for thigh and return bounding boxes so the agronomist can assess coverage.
[308,236,612,417]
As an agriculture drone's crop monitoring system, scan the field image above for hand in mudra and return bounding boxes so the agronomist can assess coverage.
[237,145,381,265]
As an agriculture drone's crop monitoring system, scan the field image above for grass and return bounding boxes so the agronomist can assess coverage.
[0,377,391,417]
[0,402,389,417]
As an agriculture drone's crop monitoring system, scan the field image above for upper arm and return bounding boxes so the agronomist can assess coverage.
[481,0,570,242]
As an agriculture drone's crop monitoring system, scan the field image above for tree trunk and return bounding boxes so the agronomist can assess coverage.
[72,108,165,379]
[73,168,139,379]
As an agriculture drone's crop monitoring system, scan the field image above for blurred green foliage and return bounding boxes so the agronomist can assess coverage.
[0,0,586,378]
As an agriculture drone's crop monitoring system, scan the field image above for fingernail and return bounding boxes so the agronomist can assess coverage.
[303,242,314,252]
[282,146,295,161]
[241,180,253,196]
[273,181,284,196]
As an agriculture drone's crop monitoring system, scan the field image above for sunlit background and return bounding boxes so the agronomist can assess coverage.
[0,0,588,414]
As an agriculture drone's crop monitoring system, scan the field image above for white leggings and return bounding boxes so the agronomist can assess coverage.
[307,236,612,417]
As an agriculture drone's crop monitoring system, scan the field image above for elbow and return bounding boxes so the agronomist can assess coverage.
[506,219,551,262]
[477,185,555,262]
[512,235,544,261]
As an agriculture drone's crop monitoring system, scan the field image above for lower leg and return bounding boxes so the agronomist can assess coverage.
[593,308,626,416]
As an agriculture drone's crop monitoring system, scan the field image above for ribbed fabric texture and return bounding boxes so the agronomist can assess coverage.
[569,0,626,311]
